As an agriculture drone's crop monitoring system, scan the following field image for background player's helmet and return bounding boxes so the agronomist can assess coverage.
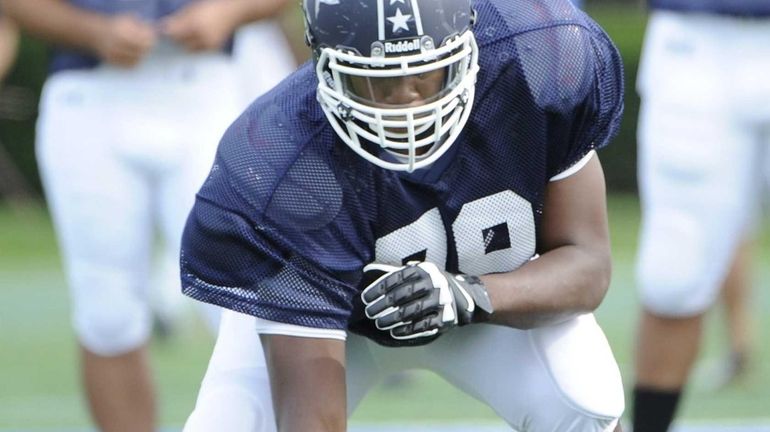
[303,0,479,172]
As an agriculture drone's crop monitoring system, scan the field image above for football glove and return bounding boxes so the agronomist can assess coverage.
[361,261,494,341]
[348,265,439,347]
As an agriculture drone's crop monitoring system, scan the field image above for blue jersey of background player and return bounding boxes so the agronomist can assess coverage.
[49,0,234,73]
[181,0,625,429]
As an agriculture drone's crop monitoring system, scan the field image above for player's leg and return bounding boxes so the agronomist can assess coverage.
[410,315,624,431]
[80,347,155,432]
[36,71,157,432]
[345,334,400,414]
[633,13,761,430]
[722,238,753,358]
[716,139,766,387]
[184,312,383,432]
[714,236,753,388]
[57,167,156,432]
[634,114,756,430]
[184,310,277,432]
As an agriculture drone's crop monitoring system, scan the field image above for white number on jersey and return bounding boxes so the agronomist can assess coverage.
[374,190,536,274]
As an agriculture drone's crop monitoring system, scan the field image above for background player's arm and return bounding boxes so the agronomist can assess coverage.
[160,0,291,52]
[1,0,155,67]
[261,334,347,432]
[0,13,18,82]
[482,154,611,329]
[221,0,292,25]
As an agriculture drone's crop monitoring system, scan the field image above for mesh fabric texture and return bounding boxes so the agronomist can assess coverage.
[181,0,624,330]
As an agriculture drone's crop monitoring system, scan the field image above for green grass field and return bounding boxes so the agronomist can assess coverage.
[0,195,768,429]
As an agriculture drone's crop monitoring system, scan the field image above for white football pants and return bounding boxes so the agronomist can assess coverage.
[636,11,770,317]
[37,34,293,355]
[184,310,624,432]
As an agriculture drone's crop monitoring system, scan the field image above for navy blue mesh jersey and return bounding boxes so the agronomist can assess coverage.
[181,0,624,331]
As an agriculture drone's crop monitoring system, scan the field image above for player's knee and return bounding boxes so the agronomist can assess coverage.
[74,300,150,356]
[71,270,150,356]
[528,315,625,429]
[636,219,718,316]
[638,279,716,317]
[637,250,717,316]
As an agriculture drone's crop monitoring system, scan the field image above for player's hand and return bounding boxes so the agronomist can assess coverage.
[361,262,494,341]
[93,14,156,67]
[160,0,237,52]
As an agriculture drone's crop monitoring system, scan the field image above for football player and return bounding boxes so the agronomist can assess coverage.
[633,0,770,430]
[181,0,625,430]
[0,0,293,431]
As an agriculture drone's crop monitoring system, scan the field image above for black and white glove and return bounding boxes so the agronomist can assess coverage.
[361,261,494,342]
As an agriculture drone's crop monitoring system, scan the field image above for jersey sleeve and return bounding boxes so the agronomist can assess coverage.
[181,101,371,330]
[517,20,624,180]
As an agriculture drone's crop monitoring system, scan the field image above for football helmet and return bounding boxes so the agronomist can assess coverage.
[303,0,479,172]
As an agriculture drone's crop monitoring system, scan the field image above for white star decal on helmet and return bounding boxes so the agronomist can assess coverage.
[387,8,412,32]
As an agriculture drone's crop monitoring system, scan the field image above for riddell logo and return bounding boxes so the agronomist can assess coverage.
[384,39,421,54]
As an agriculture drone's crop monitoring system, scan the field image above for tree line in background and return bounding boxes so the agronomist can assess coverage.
[0,3,646,202]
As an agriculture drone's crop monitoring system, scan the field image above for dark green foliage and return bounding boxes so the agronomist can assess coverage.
[0,35,47,195]
[588,5,647,193]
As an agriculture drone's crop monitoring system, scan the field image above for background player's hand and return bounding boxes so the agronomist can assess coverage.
[94,14,156,67]
[160,0,238,52]
[361,262,494,341]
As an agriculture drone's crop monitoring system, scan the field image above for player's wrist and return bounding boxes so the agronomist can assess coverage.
[450,273,494,325]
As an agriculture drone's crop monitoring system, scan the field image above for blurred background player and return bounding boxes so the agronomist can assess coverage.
[632,0,770,430]
[0,0,294,431]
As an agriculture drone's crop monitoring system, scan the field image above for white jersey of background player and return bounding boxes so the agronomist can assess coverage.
[1,1,294,431]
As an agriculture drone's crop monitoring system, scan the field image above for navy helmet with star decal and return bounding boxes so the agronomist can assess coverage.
[302,0,479,172]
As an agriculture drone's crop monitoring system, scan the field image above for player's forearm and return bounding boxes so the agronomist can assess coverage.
[481,243,611,329]
[262,334,347,432]
[220,0,290,28]
[2,0,107,54]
